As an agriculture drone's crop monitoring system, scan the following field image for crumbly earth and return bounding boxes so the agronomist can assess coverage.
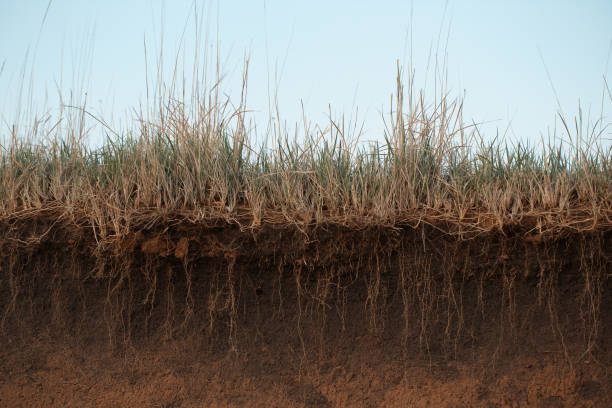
[1,228,610,406]
[0,335,609,407]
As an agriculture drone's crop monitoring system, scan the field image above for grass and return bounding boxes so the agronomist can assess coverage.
[0,64,610,239]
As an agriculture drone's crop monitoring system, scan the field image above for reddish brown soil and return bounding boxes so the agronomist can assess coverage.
[1,334,609,407]
[0,226,610,406]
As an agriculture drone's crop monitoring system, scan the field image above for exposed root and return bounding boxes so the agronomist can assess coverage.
[0,220,609,368]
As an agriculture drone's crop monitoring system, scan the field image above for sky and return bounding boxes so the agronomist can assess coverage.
[1,0,611,148]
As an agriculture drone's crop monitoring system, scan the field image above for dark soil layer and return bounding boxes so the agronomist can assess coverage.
[0,221,610,406]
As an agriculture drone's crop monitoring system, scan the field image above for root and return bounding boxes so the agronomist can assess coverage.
[0,222,608,366]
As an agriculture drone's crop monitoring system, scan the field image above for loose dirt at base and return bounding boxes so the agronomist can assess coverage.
[1,340,608,407]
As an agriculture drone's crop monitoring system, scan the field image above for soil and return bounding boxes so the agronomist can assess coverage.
[0,224,610,407]
[1,338,609,407]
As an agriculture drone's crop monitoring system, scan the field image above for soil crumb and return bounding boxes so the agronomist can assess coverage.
[1,337,609,407]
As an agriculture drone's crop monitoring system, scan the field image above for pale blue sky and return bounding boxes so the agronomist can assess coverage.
[1,1,611,147]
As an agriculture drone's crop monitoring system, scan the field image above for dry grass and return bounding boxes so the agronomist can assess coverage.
[1,61,609,239]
